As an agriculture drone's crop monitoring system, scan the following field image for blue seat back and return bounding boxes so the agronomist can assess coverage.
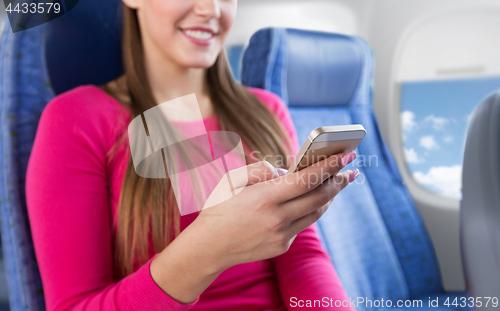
[44,0,123,95]
[0,1,123,309]
[241,28,443,307]
[0,21,53,311]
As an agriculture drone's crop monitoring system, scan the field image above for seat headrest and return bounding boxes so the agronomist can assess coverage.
[461,91,500,296]
[241,28,374,107]
[44,0,123,95]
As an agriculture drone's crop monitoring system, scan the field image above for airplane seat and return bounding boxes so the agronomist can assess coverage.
[460,91,500,307]
[241,28,470,310]
[0,0,122,309]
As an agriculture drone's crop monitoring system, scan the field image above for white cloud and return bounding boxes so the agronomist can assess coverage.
[419,135,439,150]
[404,148,424,164]
[444,136,454,143]
[424,115,449,130]
[413,165,462,198]
[401,111,417,132]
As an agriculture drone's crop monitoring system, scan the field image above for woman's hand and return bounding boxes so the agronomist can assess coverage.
[195,151,357,268]
[150,152,357,304]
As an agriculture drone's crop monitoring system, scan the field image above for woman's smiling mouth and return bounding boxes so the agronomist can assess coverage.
[180,27,217,46]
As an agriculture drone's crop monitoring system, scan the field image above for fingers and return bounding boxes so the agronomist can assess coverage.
[219,161,284,192]
[281,170,351,222]
[202,161,284,210]
[270,152,357,203]
[287,201,330,238]
[246,161,286,186]
[285,170,356,236]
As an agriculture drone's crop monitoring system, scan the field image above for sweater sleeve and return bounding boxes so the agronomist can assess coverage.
[25,87,199,311]
[248,87,354,310]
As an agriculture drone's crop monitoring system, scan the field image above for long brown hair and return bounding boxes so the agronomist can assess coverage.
[104,5,292,279]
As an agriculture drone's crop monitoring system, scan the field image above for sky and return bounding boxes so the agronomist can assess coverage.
[400,76,500,199]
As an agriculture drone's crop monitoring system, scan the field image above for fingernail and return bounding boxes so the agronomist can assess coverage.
[277,168,288,176]
[341,152,357,167]
[349,169,359,183]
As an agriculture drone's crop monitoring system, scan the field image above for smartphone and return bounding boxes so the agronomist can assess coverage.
[288,125,366,173]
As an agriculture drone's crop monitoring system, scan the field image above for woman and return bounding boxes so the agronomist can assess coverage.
[26,0,359,310]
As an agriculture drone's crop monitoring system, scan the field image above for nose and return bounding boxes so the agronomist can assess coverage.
[194,0,221,19]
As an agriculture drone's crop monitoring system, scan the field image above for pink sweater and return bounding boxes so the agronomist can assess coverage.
[26,85,352,311]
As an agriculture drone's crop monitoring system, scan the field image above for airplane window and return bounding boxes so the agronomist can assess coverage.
[396,12,500,199]
[401,77,500,199]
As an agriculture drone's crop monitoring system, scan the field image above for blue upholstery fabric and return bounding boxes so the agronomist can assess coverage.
[0,21,53,310]
[241,28,468,310]
[0,1,124,310]
[45,0,123,95]
[227,45,245,82]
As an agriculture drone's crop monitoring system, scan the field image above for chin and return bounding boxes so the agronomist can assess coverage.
[181,55,219,69]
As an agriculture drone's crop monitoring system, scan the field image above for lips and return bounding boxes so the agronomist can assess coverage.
[180,27,218,46]
[182,29,215,40]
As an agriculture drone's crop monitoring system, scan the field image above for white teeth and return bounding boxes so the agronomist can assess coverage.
[183,29,214,40]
